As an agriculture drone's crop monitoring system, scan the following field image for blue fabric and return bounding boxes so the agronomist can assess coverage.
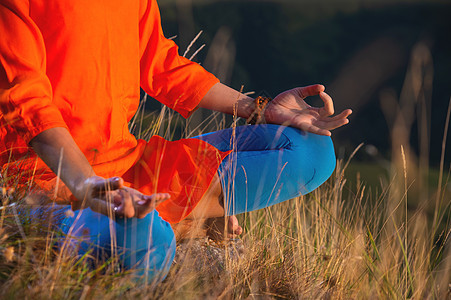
[60,207,176,284]
[195,124,336,215]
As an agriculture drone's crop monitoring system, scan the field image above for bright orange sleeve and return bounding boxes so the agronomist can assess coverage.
[0,1,68,144]
[139,0,219,118]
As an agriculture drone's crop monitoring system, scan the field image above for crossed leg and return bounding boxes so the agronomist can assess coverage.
[170,173,243,241]
[172,124,336,240]
[59,124,336,283]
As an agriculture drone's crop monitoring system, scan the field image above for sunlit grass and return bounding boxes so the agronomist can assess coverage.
[0,37,449,299]
[0,100,449,298]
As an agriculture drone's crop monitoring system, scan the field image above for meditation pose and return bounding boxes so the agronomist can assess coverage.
[0,0,351,282]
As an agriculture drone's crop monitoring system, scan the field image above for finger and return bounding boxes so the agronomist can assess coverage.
[318,109,352,124]
[341,108,353,117]
[87,197,115,217]
[296,84,325,98]
[114,189,135,218]
[298,122,331,136]
[318,91,334,117]
[135,193,171,218]
[314,117,350,130]
[91,177,124,195]
[324,109,352,121]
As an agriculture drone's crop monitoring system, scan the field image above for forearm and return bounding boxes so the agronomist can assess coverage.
[29,127,95,200]
[198,83,256,118]
[29,127,156,217]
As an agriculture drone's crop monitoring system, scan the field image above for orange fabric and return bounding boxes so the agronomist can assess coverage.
[0,0,222,222]
[121,136,230,223]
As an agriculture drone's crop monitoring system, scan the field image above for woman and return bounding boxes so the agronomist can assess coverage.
[0,0,351,282]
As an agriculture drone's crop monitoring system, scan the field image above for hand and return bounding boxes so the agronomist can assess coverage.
[72,176,170,219]
[264,84,352,136]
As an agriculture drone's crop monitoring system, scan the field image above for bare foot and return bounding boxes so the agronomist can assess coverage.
[171,216,243,241]
[205,215,243,240]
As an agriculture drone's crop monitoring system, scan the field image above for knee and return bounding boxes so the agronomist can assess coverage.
[282,128,336,194]
[60,208,176,284]
[116,211,176,283]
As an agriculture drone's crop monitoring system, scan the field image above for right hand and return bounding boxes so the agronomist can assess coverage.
[265,84,352,136]
[72,176,170,219]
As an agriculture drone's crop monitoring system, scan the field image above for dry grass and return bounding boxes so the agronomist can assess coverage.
[0,141,449,299]
[0,38,449,299]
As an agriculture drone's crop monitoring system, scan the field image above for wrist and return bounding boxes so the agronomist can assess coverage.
[246,96,272,125]
[238,97,255,119]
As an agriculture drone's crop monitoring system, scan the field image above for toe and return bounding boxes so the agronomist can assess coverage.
[228,216,243,236]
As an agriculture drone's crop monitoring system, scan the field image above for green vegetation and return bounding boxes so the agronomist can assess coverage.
[0,1,449,298]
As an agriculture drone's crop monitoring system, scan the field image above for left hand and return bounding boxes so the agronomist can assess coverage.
[111,186,170,219]
[72,176,170,219]
[265,84,352,136]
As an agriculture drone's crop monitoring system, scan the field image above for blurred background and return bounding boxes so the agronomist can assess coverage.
[143,0,450,197]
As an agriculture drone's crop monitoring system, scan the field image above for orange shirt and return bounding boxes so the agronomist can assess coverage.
[0,0,226,222]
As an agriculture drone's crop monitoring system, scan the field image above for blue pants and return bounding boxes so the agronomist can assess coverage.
[59,125,335,283]
[197,125,336,215]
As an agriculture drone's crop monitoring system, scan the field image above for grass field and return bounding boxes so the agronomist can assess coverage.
[0,35,450,299]
[0,101,449,299]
